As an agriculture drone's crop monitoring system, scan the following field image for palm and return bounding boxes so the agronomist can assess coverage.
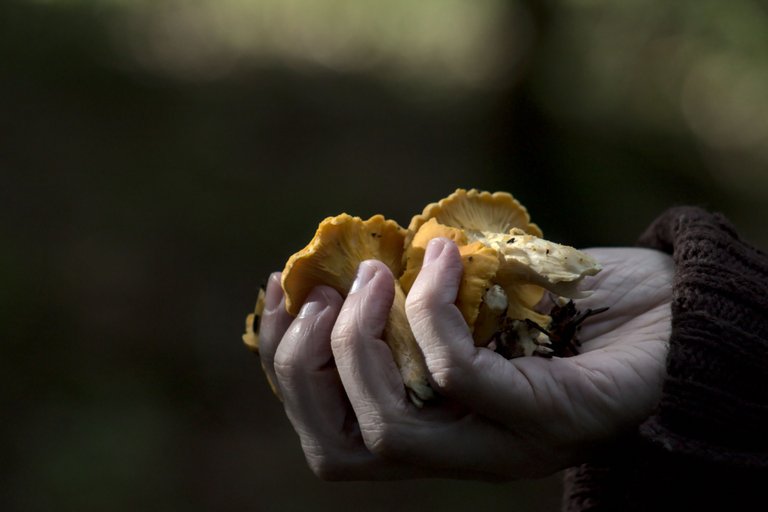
[576,247,674,351]
[424,246,675,475]
[516,247,674,443]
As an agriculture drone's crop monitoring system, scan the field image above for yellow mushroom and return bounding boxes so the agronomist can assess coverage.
[242,287,282,397]
[242,287,265,354]
[281,214,405,313]
[406,188,543,247]
[280,213,434,407]
[402,189,601,354]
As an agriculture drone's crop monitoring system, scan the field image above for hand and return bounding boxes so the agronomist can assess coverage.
[257,238,673,480]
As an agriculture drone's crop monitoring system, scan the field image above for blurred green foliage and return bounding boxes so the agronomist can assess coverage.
[2,1,766,511]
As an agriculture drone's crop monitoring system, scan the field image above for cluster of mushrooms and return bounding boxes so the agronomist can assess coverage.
[243,189,602,406]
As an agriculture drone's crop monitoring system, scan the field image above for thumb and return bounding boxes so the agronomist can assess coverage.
[405,238,477,393]
[406,238,544,425]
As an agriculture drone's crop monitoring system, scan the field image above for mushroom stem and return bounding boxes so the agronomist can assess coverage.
[472,284,508,346]
[512,320,552,357]
[383,282,434,407]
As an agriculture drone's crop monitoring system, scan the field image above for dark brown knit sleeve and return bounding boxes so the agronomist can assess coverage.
[636,206,768,467]
[563,207,768,511]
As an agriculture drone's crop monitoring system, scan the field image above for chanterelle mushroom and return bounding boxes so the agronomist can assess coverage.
[281,214,405,314]
[401,189,601,355]
[243,287,281,395]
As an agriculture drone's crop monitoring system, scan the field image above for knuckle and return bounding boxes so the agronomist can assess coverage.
[299,438,351,482]
[272,357,294,383]
[404,290,435,321]
[360,417,407,459]
[430,362,469,395]
[273,316,324,377]
[330,314,357,351]
[306,455,346,481]
[255,318,277,352]
[272,338,300,381]
[330,317,349,344]
[429,347,483,397]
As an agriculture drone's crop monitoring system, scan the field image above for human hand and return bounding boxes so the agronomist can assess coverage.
[257,238,673,480]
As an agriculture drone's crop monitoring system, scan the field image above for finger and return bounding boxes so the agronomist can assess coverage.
[274,286,344,431]
[331,261,412,437]
[273,285,368,475]
[406,238,542,425]
[257,272,294,399]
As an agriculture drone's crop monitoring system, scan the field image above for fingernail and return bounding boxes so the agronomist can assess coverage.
[423,238,446,266]
[263,272,282,311]
[298,289,328,318]
[349,261,378,294]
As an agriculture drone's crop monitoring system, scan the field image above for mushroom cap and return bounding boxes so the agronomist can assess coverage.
[281,214,406,315]
[406,189,542,250]
[399,218,500,330]
[489,228,601,298]
[399,218,469,293]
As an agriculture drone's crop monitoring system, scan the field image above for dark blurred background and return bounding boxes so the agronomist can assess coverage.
[2,1,767,511]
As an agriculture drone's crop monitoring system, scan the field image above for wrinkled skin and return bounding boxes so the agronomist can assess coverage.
[258,238,673,481]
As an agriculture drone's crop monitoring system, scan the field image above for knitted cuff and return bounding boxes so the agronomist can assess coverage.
[637,206,768,468]
[563,207,768,511]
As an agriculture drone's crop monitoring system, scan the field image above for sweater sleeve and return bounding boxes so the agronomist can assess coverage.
[563,207,768,511]
[636,206,768,465]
